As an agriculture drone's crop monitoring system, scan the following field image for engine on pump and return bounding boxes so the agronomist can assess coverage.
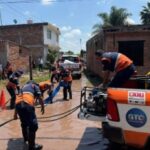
[79,87,107,117]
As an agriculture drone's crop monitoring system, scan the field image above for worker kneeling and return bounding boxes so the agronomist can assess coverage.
[14,80,45,150]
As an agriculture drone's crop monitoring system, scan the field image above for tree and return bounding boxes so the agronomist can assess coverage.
[46,49,58,65]
[92,6,131,35]
[140,2,150,25]
[65,51,74,55]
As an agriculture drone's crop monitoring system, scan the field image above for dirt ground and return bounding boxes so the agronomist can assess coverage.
[0,73,112,150]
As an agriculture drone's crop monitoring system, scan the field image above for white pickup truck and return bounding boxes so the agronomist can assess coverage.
[79,76,150,149]
[58,55,82,79]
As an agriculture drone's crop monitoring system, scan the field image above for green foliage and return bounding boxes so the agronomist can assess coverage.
[65,51,74,55]
[92,6,131,35]
[140,2,150,25]
[47,48,58,64]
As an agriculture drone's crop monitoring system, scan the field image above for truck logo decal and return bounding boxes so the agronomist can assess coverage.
[128,91,145,105]
[126,108,147,128]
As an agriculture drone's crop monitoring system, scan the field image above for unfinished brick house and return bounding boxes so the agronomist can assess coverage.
[0,22,60,65]
[0,40,30,72]
[86,24,150,77]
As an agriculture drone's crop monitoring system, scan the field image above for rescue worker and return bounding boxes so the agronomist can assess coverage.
[39,80,54,103]
[50,65,59,83]
[39,80,53,95]
[95,50,136,88]
[62,69,72,100]
[6,69,23,109]
[4,61,13,79]
[14,80,44,150]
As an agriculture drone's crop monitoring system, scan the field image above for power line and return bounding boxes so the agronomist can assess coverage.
[0,0,92,4]
[3,3,43,22]
[4,3,29,20]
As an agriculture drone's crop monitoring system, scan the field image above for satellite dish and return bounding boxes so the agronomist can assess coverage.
[13,19,17,24]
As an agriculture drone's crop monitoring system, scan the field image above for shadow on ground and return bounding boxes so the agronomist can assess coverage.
[76,127,109,150]
[7,138,28,150]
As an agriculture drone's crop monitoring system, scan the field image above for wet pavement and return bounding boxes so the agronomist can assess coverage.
[0,74,139,150]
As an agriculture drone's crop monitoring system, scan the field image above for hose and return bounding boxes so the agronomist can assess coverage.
[0,104,83,127]
[38,106,80,122]
[37,104,81,119]
[0,118,14,127]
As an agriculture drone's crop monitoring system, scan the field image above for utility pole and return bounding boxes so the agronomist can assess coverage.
[80,38,82,50]
[29,54,33,80]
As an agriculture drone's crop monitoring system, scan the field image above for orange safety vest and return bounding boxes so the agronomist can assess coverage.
[115,54,133,72]
[63,74,72,82]
[39,80,51,90]
[15,92,35,106]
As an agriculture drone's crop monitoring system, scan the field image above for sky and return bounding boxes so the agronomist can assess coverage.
[0,0,149,54]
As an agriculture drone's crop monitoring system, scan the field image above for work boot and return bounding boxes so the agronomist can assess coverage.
[29,143,43,150]
[28,132,43,150]
[22,128,29,143]
[33,144,43,150]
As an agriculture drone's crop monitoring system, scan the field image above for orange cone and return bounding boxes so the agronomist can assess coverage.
[0,90,6,110]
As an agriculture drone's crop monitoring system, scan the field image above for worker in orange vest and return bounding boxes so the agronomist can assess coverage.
[95,50,136,88]
[14,80,44,150]
[38,80,54,104]
[62,69,72,100]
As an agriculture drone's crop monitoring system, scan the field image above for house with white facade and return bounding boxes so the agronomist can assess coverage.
[0,22,61,64]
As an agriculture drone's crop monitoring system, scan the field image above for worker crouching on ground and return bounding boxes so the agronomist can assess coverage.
[14,80,45,150]
[6,70,23,109]
[61,69,72,100]
[95,50,136,88]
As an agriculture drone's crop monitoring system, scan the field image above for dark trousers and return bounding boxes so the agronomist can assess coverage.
[39,64,43,71]
[6,87,16,109]
[63,81,72,100]
[109,64,136,87]
[51,73,59,83]
[16,102,38,148]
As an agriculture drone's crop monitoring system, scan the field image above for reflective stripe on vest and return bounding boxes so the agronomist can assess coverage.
[15,92,35,106]
[115,54,133,72]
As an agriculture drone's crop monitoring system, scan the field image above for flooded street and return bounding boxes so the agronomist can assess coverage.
[0,73,110,150]
[0,74,138,150]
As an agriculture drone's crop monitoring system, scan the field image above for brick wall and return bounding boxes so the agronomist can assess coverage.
[86,33,105,77]
[0,25,43,45]
[0,40,7,65]
[0,25,44,64]
[0,40,29,72]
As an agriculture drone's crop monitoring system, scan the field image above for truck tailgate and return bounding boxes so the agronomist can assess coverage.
[107,88,150,147]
